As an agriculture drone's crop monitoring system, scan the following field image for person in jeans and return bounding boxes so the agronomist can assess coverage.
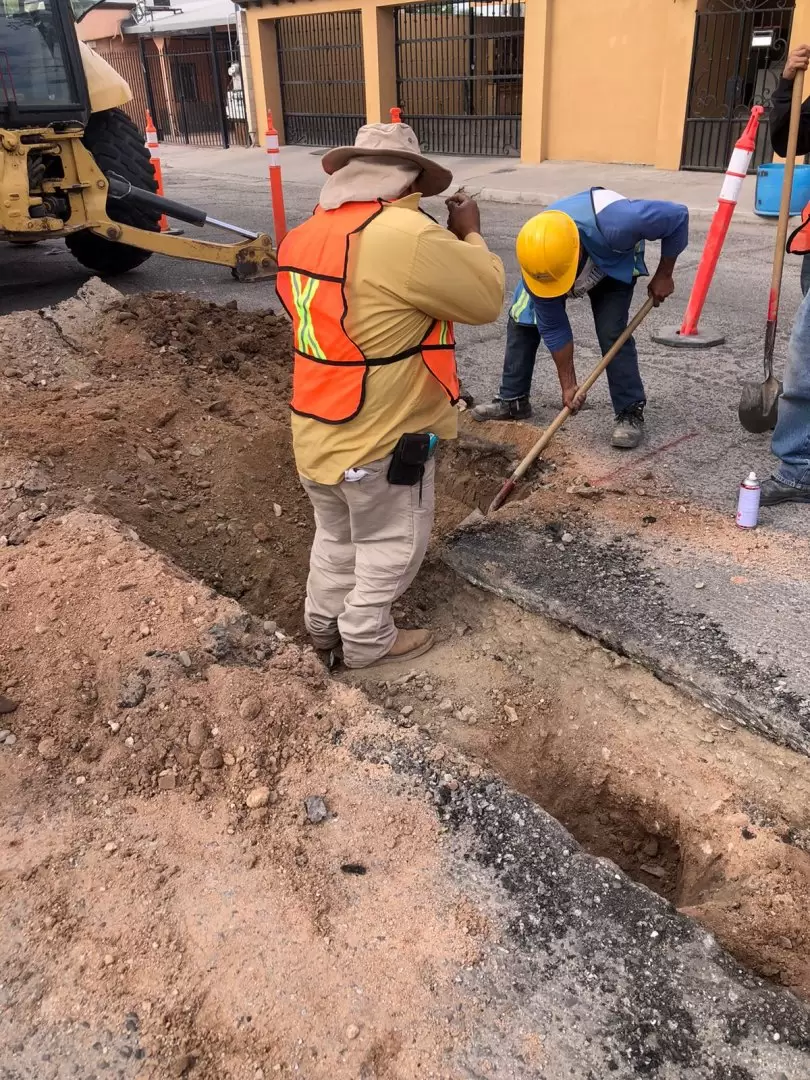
[760,43,810,506]
[472,189,689,448]
[770,43,810,297]
[276,121,504,667]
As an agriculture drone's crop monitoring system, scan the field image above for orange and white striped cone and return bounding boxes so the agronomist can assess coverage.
[266,111,287,245]
[653,104,764,349]
[144,110,169,233]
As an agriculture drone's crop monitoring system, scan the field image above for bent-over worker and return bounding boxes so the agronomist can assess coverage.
[276,123,504,667]
[472,189,689,449]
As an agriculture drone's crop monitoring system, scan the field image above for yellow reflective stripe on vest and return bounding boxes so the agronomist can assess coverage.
[510,288,531,321]
[290,272,326,359]
[437,320,451,346]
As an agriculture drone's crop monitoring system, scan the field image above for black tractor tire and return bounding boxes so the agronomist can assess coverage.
[65,107,161,276]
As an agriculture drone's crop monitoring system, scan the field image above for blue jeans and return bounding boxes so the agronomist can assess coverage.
[772,286,810,489]
[498,277,646,415]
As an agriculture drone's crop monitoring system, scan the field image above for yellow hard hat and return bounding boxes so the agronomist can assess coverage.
[516,210,580,299]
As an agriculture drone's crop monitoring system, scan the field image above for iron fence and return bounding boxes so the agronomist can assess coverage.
[394,1,524,157]
[96,32,250,150]
[276,11,366,147]
[681,0,794,171]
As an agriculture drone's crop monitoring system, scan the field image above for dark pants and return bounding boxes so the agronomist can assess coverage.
[499,277,646,416]
[801,254,810,297]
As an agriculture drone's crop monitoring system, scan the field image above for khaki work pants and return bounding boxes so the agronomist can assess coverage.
[299,455,435,668]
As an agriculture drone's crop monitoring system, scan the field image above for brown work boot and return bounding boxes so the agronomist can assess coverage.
[364,628,435,668]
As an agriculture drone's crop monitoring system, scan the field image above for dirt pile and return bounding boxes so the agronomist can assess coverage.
[4,286,810,1055]
[1,287,309,628]
[3,513,810,1080]
[0,511,490,1078]
[0,288,502,632]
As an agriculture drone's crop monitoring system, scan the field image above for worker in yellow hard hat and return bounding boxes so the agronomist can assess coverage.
[472,188,689,449]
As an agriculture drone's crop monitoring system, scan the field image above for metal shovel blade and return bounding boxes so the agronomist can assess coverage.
[738,374,783,434]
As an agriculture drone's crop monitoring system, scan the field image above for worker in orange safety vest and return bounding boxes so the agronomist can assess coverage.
[276,122,504,667]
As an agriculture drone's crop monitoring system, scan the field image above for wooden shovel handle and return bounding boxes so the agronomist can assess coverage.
[506,296,655,486]
[765,70,805,376]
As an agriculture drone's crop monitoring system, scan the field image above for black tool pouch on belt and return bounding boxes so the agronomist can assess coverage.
[387,433,432,495]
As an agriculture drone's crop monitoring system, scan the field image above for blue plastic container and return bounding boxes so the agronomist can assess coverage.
[755,163,810,217]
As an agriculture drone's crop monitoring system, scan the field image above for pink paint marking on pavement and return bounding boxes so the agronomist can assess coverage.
[591,432,700,487]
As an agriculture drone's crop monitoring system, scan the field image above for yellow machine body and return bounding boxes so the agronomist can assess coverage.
[0,46,276,281]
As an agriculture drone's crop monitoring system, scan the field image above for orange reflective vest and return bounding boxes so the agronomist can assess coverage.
[276,200,459,424]
[788,200,810,255]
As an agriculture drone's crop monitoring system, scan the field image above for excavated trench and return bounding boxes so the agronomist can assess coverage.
[2,288,810,1001]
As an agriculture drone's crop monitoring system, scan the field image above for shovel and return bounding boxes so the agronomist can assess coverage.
[487,297,655,513]
[739,70,804,434]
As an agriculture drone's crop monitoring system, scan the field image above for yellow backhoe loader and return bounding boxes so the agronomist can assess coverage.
[0,0,274,279]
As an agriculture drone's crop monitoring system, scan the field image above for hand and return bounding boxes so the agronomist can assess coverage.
[784,45,810,81]
[446,192,481,240]
[647,271,675,307]
[561,382,586,412]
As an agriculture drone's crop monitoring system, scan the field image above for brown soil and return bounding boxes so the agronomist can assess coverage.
[350,572,810,999]
[2,284,810,1069]
[0,512,486,1078]
[467,417,810,581]
[0,285,501,636]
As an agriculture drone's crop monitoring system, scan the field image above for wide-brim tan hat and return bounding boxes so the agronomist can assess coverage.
[322,122,453,197]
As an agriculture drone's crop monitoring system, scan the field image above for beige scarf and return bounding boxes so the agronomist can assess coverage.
[319,158,421,210]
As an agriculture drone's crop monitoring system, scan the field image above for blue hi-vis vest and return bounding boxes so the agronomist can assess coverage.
[510,188,647,324]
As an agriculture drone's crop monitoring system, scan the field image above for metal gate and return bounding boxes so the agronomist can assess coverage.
[96,33,250,149]
[681,0,795,171]
[394,1,524,157]
[276,12,366,147]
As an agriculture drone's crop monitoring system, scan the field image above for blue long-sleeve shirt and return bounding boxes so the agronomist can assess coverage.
[514,197,689,352]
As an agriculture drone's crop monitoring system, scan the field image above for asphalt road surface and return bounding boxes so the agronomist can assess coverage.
[2,168,806,533]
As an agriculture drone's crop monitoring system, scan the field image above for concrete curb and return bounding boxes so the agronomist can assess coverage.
[444,519,810,758]
[475,184,767,225]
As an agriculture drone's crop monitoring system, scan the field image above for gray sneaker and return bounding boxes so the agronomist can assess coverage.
[471,397,532,423]
[611,404,645,449]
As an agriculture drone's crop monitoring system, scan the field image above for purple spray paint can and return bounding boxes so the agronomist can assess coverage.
[736,471,760,529]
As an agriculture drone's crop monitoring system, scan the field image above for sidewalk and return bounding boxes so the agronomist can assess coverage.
[159,142,767,223]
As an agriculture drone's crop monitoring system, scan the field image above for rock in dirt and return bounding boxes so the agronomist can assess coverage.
[304,795,328,824]
[0,695,18,714]
[238,695,263,721]
[37,736,59,761]
[252,522,271,542]
[245,785,270,809]
[170,1053,194,1077]
[199,747,224,770]
[118,673,147,708]
[187,722,207,752]
[158,772,176,792]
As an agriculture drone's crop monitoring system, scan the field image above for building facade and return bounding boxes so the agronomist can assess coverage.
[78,0,254,148]
[236,0,810,171]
